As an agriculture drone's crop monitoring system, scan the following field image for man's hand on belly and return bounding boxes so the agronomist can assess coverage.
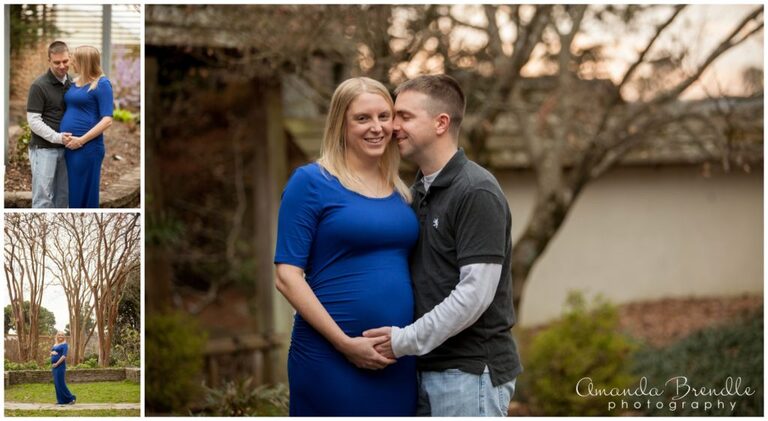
[363,326,395,359]
[338,335,396,370]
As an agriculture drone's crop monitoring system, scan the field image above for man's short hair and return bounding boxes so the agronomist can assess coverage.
[48,41,69,59]
[395,74,466,138]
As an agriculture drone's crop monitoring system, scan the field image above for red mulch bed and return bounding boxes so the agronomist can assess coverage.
[617,294,762,347]
[4,120,140,192]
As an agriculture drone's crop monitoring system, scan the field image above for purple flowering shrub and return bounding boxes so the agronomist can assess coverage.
[111,45,141,112]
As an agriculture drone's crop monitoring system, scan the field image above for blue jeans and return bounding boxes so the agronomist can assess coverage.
[417,368,516,416]
[29,146,68,208]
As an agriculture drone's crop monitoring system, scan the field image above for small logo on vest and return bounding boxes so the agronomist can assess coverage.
[432,217,439,229]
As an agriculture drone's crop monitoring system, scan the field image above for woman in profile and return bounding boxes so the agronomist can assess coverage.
[60,45,114,208]
[274,77,418,416]
[51,331,76,405]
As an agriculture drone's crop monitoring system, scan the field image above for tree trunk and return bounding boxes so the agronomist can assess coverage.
[510,190,573,313]
[98,313,109,367]
[68,310,80,364]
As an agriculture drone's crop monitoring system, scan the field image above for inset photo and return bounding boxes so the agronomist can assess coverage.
[4,213,141,417]
[4,4,142,209]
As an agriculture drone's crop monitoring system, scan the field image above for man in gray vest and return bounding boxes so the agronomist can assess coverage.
[26,40,72,208]
[364,74,522,416]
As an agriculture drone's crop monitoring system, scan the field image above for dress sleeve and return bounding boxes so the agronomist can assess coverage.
[96,77,114,118]
[61,344,68,356]
[274,165,323,269]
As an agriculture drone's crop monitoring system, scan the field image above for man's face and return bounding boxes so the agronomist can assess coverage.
[48,51,70,79]
[393,90,437,162]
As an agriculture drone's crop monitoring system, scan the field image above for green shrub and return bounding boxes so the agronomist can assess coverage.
[146,212,184,246]
[4,359,42,371]
[146,311,207,414]
[14,119,31,162]
[113,108,135,123]
[203,378,289,416]
[523,291,638,415]
[111,326,140,367]
[632,308,763,416]
[72,355,98,369]
[82,353,99,363]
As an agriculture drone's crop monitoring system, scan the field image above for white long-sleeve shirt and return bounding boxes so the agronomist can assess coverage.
[391,262,502,357]
[27,112,65,144]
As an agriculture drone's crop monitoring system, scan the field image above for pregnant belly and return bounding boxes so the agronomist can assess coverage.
[60,111,97,137]
[291,268,414,353]
[325,271,413,332]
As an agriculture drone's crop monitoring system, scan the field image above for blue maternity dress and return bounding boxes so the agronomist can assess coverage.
[60,76,114,208]
[51,343,76,404]
[275,163,419,416]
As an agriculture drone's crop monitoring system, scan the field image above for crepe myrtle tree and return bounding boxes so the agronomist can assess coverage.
[51,213,141,367]
[47,214,98,365]
[4,214,50,362]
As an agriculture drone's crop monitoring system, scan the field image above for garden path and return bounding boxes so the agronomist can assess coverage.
[5,402,141,411]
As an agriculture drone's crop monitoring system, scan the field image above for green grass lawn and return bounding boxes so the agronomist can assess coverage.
[5,381,140,404]
[6,409,140,417]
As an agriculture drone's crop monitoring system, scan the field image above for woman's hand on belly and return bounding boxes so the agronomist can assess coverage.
[337,335,396,370]
[65,136,85,149]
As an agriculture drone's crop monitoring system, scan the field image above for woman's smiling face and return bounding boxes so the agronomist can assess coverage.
[344,92,393,163]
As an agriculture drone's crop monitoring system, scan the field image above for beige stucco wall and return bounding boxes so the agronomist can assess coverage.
[499,165,764,327]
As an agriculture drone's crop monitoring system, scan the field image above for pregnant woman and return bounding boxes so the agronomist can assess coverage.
[60,45,113,208]
[51,332,76,405]
[274,77,418,416]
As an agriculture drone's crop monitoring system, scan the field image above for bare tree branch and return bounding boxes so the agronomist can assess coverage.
[648,7,763,108]
[590,110,710,179]
[467,5,552,166]
[590,5,687,144]
[618,5,686,93]
[483,5,502,57]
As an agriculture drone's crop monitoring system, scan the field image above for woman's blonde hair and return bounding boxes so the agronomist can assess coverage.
[73,45,104,91]
[317,77,411,202]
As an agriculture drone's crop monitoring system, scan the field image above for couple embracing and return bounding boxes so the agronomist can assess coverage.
[27,41,114,209]
[275,75,522,416]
